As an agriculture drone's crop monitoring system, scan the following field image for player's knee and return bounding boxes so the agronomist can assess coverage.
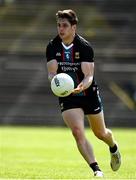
[72,127,85,144]
[94,130,111,141]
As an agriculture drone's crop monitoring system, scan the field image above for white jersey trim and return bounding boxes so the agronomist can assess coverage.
[62,42,74,50]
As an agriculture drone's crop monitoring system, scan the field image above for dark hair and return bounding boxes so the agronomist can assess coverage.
[56,9,78,25]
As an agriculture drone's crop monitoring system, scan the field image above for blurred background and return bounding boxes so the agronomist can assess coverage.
[0,0,135,127]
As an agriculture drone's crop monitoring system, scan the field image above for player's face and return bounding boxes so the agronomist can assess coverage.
[57,18,76,42]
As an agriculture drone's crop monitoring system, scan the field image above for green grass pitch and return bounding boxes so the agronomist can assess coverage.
[0,126,136,179]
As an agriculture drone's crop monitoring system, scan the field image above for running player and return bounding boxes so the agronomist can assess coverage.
[46,9,121,177]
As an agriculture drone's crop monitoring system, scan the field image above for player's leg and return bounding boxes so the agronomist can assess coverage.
[87,111,121,171]
[62,108,96,164]
[87,111,115,146]
[62,108,103,176]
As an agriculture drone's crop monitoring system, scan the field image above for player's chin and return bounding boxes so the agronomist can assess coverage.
[59,34,66,39]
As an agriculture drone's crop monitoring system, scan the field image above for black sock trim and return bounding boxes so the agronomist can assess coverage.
[110,144,117,153]
[89,162,101,172]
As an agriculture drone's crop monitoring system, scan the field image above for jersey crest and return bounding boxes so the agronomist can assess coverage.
[75,52,80,59]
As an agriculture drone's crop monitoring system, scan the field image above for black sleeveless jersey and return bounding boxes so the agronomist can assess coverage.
[46,34,98,96]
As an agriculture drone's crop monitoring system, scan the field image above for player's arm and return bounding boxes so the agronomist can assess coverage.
[47,59,58,82]
[81,61,94,89]
[72,62,94,94]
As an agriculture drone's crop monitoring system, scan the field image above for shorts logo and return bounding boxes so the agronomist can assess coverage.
[94,107,100,111]
[75,52,80,59]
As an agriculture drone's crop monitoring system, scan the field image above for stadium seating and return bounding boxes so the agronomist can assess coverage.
[0,0,135,126]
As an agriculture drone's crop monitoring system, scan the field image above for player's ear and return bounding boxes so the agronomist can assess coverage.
[72,24,76,31]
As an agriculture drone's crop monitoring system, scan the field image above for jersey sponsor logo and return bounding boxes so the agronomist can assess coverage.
[58,62,80,66]
[58,62,80,72]
[61,66,78,72]
[75,52,80,59]
[56,52,61,56]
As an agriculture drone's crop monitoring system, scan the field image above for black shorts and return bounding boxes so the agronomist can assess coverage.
[59,91,103,115]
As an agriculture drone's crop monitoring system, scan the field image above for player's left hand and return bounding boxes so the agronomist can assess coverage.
[72,82,84,94]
